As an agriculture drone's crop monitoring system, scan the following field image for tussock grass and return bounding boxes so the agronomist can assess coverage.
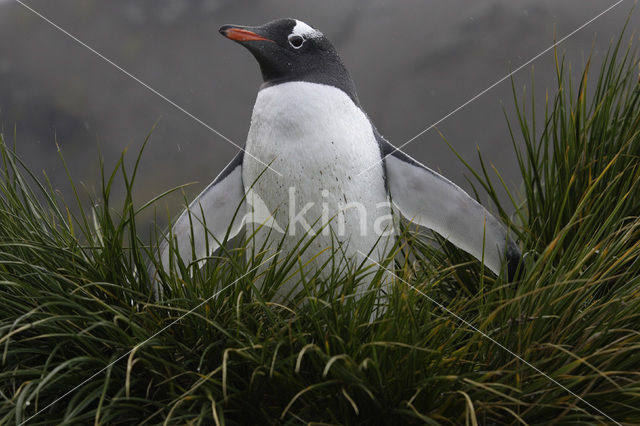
[2,33,640,425]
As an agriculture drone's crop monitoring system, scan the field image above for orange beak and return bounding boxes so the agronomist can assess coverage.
[220,27,272,43]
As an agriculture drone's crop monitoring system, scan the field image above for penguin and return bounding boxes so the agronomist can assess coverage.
[157,18,521,298]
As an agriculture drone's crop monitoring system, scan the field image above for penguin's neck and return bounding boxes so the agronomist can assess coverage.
[259,59,360,107]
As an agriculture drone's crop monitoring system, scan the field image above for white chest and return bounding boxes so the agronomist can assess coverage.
[242,82,393,273]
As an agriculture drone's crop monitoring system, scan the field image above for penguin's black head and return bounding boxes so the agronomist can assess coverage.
[219,18,358,104]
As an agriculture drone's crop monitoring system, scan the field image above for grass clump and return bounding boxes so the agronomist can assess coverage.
[2,34,640,426]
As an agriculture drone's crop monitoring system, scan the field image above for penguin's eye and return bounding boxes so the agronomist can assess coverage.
[288,34,304,49]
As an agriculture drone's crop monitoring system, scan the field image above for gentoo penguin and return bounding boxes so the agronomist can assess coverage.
[157,18,521,298]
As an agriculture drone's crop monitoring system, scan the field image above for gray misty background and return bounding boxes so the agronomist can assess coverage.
[0,0,636,231]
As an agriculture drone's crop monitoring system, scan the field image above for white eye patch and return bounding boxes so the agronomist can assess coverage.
[291,19,323,39]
